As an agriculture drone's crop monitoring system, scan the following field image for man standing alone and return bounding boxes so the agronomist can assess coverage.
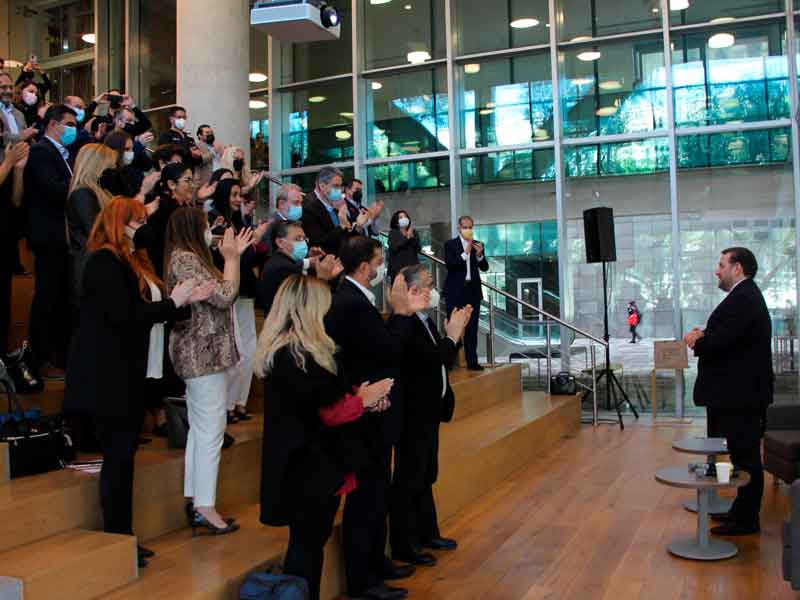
[684,247,773,535]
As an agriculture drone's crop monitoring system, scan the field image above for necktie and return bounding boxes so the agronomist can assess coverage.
[329,207,340,227]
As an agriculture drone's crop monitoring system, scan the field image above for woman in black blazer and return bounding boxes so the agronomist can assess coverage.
[388,210,421,282]
[64,197,212,568]
[255,274,392,600]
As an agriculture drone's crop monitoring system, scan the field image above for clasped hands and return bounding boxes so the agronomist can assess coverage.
[683,327,705,349]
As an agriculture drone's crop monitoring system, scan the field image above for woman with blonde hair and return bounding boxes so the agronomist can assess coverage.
[165,206,253,535]
[67,143,121,302]
[256,274,392,600]
[64,197,213,568]
[220,145,264,196]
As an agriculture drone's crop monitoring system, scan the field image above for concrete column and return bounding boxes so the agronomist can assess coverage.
[176,0,249,154]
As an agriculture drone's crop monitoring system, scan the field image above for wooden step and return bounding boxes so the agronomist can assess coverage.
[0,442,8,484]
[0,529,137,600]
[105,393,580,600]
[449,364,522,421]
[0,380,65,417]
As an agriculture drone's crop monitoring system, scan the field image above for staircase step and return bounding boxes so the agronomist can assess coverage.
[449,364,522,421]
[0,529,137,600]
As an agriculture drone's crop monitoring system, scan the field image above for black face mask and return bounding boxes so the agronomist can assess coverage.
[123,123,137,136]
[109,95,122,109]
[352,190,363,204]
[205,134,215,145]
[132,222,156,251]
[233,159,245,172]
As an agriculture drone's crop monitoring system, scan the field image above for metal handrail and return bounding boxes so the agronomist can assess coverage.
[379,231,602,426]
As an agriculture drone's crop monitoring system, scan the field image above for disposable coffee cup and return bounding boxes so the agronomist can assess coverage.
[716,462,733,484]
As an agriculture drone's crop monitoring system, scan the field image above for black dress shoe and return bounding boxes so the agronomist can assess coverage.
[424,536,457,551]
[137,545,155,559]
[710,511,736,523]
[222,432,235,449]
[364,584,408,600]
[381,561,415,580]
[710,521,760,536]
[392,550,437,566]
[137,555,149,568]
[467,364,485,371]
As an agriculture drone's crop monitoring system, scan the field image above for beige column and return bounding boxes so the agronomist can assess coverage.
[176,0,250,155]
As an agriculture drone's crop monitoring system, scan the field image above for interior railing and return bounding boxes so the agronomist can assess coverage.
[378,232,608,426]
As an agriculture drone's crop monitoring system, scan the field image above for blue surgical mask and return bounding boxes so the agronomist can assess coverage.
[60,124,77,146]
[328,187,343,203]
[291,240,308,262]
[287,204,303,221]
[73,108,85,123]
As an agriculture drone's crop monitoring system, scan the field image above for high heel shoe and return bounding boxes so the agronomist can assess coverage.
[185,501,237,528]
[189,509,240,537]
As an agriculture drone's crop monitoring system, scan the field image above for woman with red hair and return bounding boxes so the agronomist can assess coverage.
[64,196,213,568]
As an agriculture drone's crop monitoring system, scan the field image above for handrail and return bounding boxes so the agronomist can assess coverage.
[378,232,607,347]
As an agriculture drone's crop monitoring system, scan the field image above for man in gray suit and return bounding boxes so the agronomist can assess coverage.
[265,183,305,254]
[0,72,36,146]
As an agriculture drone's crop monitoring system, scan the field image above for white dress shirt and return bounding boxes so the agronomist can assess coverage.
[45,135,73,175]
[346,276,376,307]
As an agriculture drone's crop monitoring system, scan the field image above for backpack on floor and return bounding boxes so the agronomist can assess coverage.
[239,570,309,600]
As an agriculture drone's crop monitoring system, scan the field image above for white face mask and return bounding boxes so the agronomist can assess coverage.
[427,288,440,310]
[22,91,37,106]
[174,118,186,130]
[398,217,410,229]
[370,263,387,287]
[204,229,213,247]
[123,150,135,165]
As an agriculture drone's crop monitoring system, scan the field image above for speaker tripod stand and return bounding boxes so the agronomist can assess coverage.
[586,261,640,430]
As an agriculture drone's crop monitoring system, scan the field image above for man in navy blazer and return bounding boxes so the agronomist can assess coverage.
[685,247,773,536]
[443,215,489,370]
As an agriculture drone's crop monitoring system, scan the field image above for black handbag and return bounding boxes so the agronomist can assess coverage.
[165,397,189,449]
[0,359,74,478]
[550,371,577,396]
[4,341,44,395]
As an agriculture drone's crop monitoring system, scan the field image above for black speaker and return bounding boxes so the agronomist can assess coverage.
[583,207,616,263]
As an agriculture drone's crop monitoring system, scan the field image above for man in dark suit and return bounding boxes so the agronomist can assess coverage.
[443,215,489,370]
[685,247,773,536]
[389,264,471,567]
[325,236,425,600]
[257,220,342,315]
[24,104,78,378]
[264,183,304,255]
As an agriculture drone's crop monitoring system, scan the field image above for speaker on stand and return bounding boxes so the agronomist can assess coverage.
[582,207,639,429]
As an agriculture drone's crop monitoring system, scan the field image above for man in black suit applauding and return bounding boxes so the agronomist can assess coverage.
[444,215,489,370]
[389,264,472,567]
[24,104,78,378]
[325,236,427,600]
[684,247,773,536]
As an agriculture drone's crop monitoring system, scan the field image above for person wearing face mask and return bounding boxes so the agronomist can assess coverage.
[264,183,304,255]
[146,163,196,279]
[103,129,154,176]
[302,166,354,256]
[66,143,120,307]
[23,104,79,379]
[388,210,421,283]
[15,59,52,107]
[388,265,471,568]
[165,207,254,536]
[325,236,430,600]
[443,215,489,371]
[221,145,263,198]
[159,106,202,168]
[64,197,214,568]
[15,81,42,129]
[195,124,221,187]
[258,220,343,316]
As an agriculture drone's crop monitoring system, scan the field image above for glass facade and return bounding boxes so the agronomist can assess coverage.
[363,0,446,69]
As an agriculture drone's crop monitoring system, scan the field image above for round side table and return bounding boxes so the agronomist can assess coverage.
[672,437,733,515]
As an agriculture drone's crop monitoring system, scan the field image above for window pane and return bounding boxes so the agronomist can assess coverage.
[557,0,661,42]
[560,37,666,138]
[285,167,356,194]
[283,82,354,169]
[564,138,670,178]
[367,68,449,159]
[669,0,783,26]
[456,0,549,56]
[8,0,95,59]
[250,29,269,92]
[249,92,270,171]
[677,128,790,168]
[678,130,796,410]
[462,149,556,185]
[461,53,553,149]
[363,0,445,70]
[672,22,789,127]
[282,9,352,84]
[137,0,177,108]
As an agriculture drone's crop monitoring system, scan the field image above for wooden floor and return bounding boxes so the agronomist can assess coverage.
[402,422,794,600]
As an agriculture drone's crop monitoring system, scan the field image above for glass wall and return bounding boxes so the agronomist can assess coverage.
[134,0,177,108]
[266,0,800,411]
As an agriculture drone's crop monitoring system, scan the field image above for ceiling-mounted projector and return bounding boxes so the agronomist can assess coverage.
[251,0,341,42]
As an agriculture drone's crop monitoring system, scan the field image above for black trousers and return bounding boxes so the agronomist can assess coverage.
[0,249,12,355]
[95,415,143,536]
[29,246,71,367]
[390,420,440,556]
[343,446,392,597]
[448,299,481,366]
[715,412,764,525]
[284,495,341,600]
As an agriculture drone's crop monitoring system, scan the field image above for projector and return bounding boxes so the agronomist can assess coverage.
[251,0,341,42]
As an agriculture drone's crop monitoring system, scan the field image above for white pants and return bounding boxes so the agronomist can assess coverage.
[227,297,257,411]
[184,369,231,507]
